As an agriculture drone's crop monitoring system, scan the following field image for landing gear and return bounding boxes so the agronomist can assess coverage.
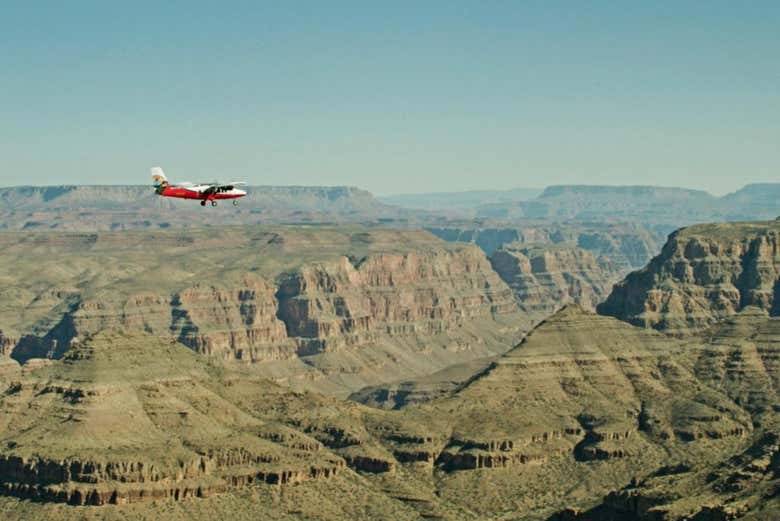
[200,200,206,207]
[233,200,238,206]
[211,200,218,207]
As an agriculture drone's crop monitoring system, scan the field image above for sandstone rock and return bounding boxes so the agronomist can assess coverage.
[490,244,621,313]
[599,221,780,333]
[0,228,531,395]
[0,331,353,506]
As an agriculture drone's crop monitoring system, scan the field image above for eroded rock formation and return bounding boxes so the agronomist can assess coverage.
[490,245,620,313]
[0,229,530,395]
[599,221,780,333]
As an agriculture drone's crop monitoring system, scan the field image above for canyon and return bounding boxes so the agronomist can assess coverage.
[1,211,779,519]
[1,303,777,519]
[0,228,536,396]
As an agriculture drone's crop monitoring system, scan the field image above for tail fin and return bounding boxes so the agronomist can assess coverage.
[151,167,169,188]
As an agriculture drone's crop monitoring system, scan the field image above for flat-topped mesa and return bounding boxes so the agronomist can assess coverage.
[598,221,780,333]
[276,246,519,354]
[490,245,621,313]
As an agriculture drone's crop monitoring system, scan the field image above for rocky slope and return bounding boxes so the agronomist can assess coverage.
[0,305,778,519]
[0,331,431,509]
[0,227,531,396]
[490,244,621,314]
[557,308,780,520]
[598,220,780,333]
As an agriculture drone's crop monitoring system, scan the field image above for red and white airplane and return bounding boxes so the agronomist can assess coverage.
[151,167,247,207]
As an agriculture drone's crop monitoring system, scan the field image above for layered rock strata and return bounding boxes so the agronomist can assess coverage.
[599,221,780,333]
[0,229,529,395]
[490,245,620,313]
[0,332,348,506]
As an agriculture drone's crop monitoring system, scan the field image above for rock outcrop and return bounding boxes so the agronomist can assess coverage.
[1,306,778,520]
[599,221,780,333]
[419,306,750,474]
[490,245,620,313]
[0,228,530,395]
[276,248,518,354]
[0,332,349,506]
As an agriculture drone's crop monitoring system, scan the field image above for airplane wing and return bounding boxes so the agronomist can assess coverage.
[199,182,248,195]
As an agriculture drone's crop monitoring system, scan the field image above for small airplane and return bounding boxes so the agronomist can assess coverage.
[151,167,247,207]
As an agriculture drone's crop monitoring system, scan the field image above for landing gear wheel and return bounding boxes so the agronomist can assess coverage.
[200,200,206,207]
[211,200,218,207]
[233,200,238,206]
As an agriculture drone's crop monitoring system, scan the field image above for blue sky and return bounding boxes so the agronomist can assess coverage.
[0,1,777,194]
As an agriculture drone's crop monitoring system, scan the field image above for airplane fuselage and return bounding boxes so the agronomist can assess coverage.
[157,184,247,201]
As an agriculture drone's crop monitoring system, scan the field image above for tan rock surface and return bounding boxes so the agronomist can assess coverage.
[599,220,780,333]
[0,228,531,396]
[490,244,621,313]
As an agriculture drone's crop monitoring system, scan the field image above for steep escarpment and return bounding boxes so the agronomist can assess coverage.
[277,247,518,353]
[268,245,530,394]
[9,277,296,364]
[0,228,529,395]
[490,245,620,313]
[599,221,780,333]
[473,184,780,225]
[1,306,779,520]
[508,185,719,224]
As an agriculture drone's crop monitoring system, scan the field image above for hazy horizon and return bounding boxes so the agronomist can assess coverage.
[1,2,778,195]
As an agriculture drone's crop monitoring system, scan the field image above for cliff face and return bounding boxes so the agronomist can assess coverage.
[490,245,620,313]
[0,228,528,396]
[11,276,295,363]
[553,309,780,521]
[277,248,518,354]
[598,221,780,333]
[1,307,778,520]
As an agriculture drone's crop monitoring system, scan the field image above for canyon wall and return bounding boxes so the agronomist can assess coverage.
[0,228,530,395]
[599,221,780,333]
[490,245,620,313]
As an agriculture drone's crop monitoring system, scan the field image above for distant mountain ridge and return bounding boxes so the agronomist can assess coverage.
[0,184,378,211]
[0,184,406,230]
[379,187,542,212]
[477,183,780,223]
